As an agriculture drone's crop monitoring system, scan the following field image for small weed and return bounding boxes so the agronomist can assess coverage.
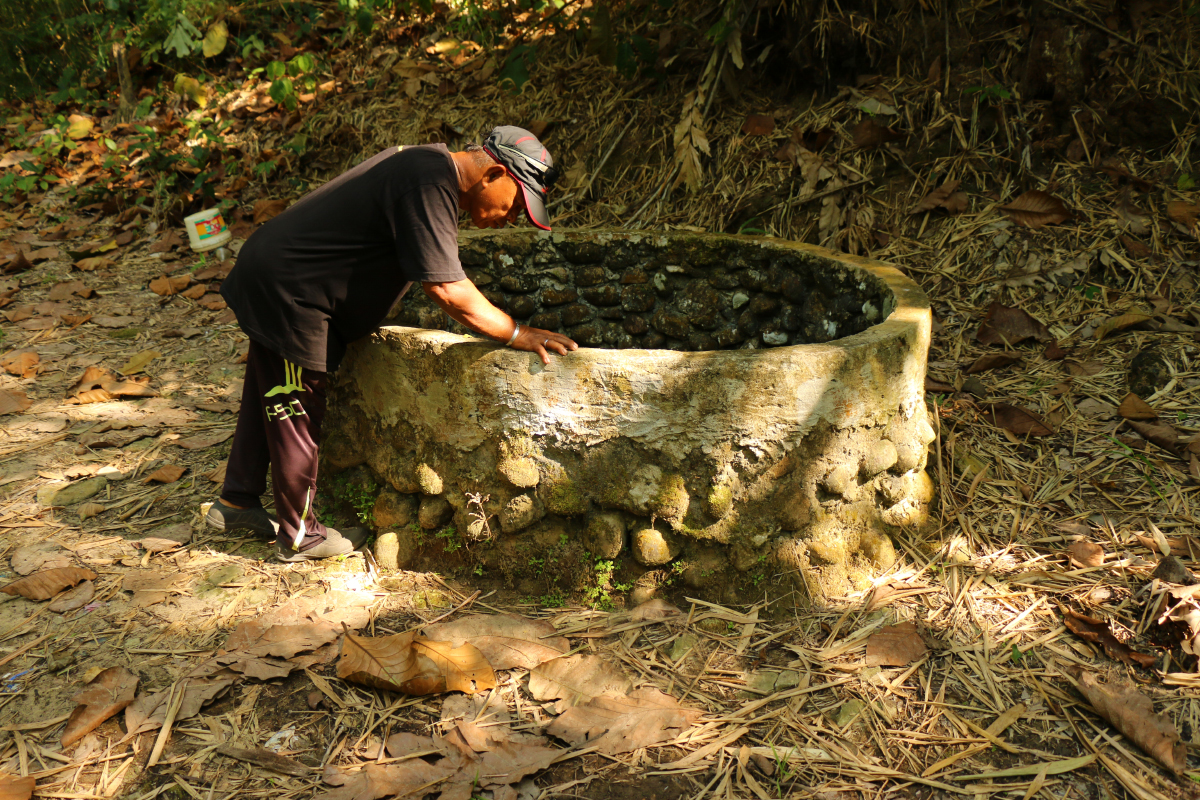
[584,559,630,611]
[324,472,377,526]
[436,526,462,553]
[540,588,566,608]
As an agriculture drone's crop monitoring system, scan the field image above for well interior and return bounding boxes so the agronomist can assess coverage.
[325,230,933,607]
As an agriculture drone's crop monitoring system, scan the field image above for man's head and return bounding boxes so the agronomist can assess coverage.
[458,126,556,231]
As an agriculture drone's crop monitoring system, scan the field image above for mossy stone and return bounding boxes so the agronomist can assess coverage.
[416,463,443,495]
[651,473,689,521]
[585,512,625,558]
[373,489,417,529]
[545,478,587,516]
[498,456,540,489]
[705,483,733,520]
[632,528,679,566]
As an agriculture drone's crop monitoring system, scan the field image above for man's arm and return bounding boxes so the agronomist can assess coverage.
[422,279,578,365]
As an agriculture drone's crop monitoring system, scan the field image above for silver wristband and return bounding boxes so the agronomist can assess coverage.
[505,323,520,347]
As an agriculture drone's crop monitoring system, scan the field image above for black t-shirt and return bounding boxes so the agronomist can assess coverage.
[221,144,467,372]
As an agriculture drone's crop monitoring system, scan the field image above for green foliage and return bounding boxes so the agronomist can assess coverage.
[965,84,1012,102]
[435,526,462,553]
[583,558,631,611]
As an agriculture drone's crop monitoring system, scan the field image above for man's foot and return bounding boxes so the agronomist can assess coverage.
[205,501,279,538]
[274,527,371,563]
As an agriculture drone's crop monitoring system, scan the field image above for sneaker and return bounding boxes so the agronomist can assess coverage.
[205,501,278,538]
[274,526,371,563]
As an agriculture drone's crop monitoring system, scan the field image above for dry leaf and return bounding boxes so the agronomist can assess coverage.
[253,198,288,224]
[148,230,184,253]
[911,179,967,215]
[1118,393,1157,421]
[1093,311,1153,340]
[144,464,186,484]
[2,251,33,275]
[423,613,570,670]
[198,293,227,311]
[78,502,106,520]
[528,654,631,708]
[48,579,94,613]
[1069,668,1185,773]
[0,388,31,415]
[0,773,35,800]
[61,667,138,747]
[546,686,701,755]
[1115,189,1150,234]
[1044,341,1067,360]
[91,315,139,328]
[1,350,39,378]
[976,303,1051,346]
[999,190,1072,228]
[1061,608,1156,668]
[984,403,1054,436]
[740,114,775,136]
[965,353,1020,374]
[66,366,155,403]
[628,598,683,622]
[120,350,161,376]
[865,621,928,666]
[313,761,454,800]
[1066,541,1105,568]
[11,545,71,576]
[175,430,234,449]
[139,523,193,553]
[336,629,496,695]
[125,677,237,735]
[1167,200,1198,234]
[207,462,228,483]
[195,619,340,681]
[74,256,114,271]
[1,567,97,601]
[852,118,903,148]
[149,275,191,296]
[1125,418,1187,458]
[216,745,310,777]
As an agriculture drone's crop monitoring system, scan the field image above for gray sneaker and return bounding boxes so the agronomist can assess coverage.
[274,527,371,563]
[205,502,278,538]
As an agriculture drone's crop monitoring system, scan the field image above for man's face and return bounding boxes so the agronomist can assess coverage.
[467,165,525,229]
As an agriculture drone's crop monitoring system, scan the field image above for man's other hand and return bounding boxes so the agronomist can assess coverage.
[512,326,578,365]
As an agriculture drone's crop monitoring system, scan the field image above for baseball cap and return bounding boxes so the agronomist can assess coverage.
[483,125,557,231]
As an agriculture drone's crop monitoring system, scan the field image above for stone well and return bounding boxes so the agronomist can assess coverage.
[323,229,934,604]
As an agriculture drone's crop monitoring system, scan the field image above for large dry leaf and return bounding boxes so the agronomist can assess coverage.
[74,256,114,271]
[546,687,701,755]
[1094,311,1153,340]
[2,251,33,275]
[410,637,496,694]
[144,464,186,484]
[194,619,340,680]
[48,579,94,612]
[528,654,631,708]
[10,545,71,576]
[0,773,35,800]
[66,366,155,403]
[338,629,494,695]
[976,303,1051,346]
[216,745,309,777]
[0,388,31,415]
[999,190,1072,228]
[1,350,38,378]
[1125,419,1187,458]
[120,349,161,376]
[628,598,683,622]
[253,198,288,224]
[965,353,1020,374]
[1166,200,1198,234]
[1066,541,1105,568]
[422,613,570,669]
[175,430,234,449]
[2,567,97,601]
[61,667,138,747]
[852,118,903,148]
[138,523,193,553]
[911,179,967,214]
[314,760,454,800]
[1069,668,1185,773]
[740,114,775,136]
[983,403,1054,437]
[865,621,928,666]
[124,677,237,735]
[1061,608,1156,669]
[149,275,191,297]
[48,280,93,301]
[1118,393,1157,421]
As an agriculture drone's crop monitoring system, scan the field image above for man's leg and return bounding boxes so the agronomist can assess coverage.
[207,339,276,537]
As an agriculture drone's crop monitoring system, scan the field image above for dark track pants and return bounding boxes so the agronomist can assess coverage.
[221,339,328,551]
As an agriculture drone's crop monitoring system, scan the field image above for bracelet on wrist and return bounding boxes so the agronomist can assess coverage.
[505,323,520,347]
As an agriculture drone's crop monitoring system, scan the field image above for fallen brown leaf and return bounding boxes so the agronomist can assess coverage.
[965,352,1020,374]
[175,430,234,449]
[1094,311,1153,340]
[66,366,155,403]
[149,275,191,296]
[528,654,631,708]
[740,113,775,136]
[253,198,288,224]
[1118,393,1157,421]
[48,280,93,301]
[139,523,193,553]
[336,628,496,695]
[314,761,454,800]
[1125,419,1187,458]
[10,545,71,576]
[48,579,94,613]
[1166,200,1198,234]
[148,230,185,254]
[195,618,340,681]
[423,613,570,670]
[983,403,1054,436]
[61,667,139,747]
[546,686,700,755]
[207,462,228,483]
[628,598,683,622]
[0,350,38,378]
[1,567,97,601]
[1043,340,1067,360]
[216,745,311,777]
[1066,541,1105,568]
[0,388,31,415]
[1068,668,1185,773]
[998,190,1072,228]
[198,293,227,310]
[144,464,186,484]
[976,303,1051,346]
[865,621,928,666]
[0,773,35,800]
[911,179,967,215]
[1061,608,1156,668]
[125,677,237,736]
[90,315,140,328]
[853,118,903,148]
[120,349,161,376]
[73,256,114,271]
[2,251,32,275]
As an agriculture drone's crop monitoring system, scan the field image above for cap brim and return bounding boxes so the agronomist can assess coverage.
[519,182,552,231]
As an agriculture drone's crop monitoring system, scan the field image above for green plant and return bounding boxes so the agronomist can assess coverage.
[584,558,630,611]
[770,745,795,797]
[965,84,1012,102]
[539,588,566,608]
[435,526,461,553]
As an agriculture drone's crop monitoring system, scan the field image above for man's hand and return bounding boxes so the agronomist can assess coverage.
[512,325,578,365]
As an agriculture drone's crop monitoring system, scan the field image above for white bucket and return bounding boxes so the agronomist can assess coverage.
[184,208,232,252]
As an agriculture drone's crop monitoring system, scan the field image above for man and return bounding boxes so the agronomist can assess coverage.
[205,126,577,562]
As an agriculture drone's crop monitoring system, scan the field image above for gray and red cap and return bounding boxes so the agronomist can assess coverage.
[483,125,557,231]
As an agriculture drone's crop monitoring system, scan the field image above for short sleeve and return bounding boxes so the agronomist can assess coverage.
[390,180,467,283]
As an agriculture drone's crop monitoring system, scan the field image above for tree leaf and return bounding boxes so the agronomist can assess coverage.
[61,667,138,747]
[1166,200,1199,234]
[149,275,191,296]
[173,75,206,107]
[336,629,494,695]
[1061,609,1156,669]
[202,21,228,58]
[1124,419,1186,458]
[998,190,1072,228]
[1069,668,1185,773]
[528,654,631,708]
[74,256,114,271]
[422,613,570,670]
[911,179,966,214]
[313,761,455,800]
[144,465,186,484]
[865,621,928,667]
[545,687,701,755]
[0,350,38,378]
[1093,311,1153,340]
[984,403,1054,436]
[48,579,94,613]
[66,366,155,402]
[1,567,97,601]
[10,545,71,576]
[965,353,1020,374]
[740,114,775,136]
[1118,393,1157,421]
[66,114,94,141]
[120,350,161,376]
[175,430,233,449]
[976,303,1050,346]
[0,773,35,800]
[124,678,236,736]
[852,118,903,148]
[1066,541,1104,568]
[0,388,31,415]
[252,199,288,224]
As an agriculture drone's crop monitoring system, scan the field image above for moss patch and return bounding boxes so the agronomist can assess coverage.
[545,477,588,516]
[705,482,733,520]
[651,473,689,521]
[416,462,443,495]
[498,456,540,488]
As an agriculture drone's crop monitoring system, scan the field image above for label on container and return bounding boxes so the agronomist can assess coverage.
[194,215,226,240]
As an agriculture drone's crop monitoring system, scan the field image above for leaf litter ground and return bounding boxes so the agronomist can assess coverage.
[2,5,1200,800]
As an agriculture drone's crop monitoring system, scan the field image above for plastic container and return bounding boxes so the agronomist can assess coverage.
[184,208,232,252]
